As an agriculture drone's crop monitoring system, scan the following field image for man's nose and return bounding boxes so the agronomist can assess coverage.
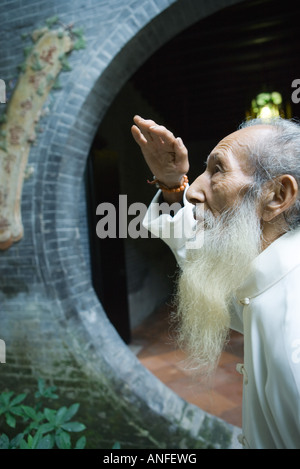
[186,176,206,205]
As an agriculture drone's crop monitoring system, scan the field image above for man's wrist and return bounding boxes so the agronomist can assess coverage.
[148,174,187,205]
[148,175,188,193]
[160,190,184,205]
[159,174,187,188]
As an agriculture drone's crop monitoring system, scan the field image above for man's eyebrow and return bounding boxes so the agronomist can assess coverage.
[206,152,224,165]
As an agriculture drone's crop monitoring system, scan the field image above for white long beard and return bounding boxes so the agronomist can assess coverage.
[173,196,262,377]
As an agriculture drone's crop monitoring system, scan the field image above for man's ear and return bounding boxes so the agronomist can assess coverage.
[261,175,298,222]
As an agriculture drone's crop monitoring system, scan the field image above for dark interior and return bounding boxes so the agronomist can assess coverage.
[87,0,300,343]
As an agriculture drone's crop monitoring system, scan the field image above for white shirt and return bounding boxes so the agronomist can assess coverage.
[143,190,300,449]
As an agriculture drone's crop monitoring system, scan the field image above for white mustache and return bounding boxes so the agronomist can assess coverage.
[193,205,205,221]
[193,205,214,226]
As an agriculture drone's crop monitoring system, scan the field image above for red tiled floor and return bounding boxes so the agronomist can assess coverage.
[130,303,243,428]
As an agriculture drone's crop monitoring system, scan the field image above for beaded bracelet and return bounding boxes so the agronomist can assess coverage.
[147,174,188,193]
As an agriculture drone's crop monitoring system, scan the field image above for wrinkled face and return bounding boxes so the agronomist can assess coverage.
[186,125,272,217]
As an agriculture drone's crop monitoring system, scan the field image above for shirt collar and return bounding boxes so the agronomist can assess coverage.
[236,227,300,300]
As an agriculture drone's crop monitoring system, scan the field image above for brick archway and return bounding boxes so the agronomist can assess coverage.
[1,0,246,448]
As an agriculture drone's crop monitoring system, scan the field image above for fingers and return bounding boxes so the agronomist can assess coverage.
[174,136,188,157]
[132,116,188,170]
[133,115,157,128]
[174,137,189,173]
[131,124,147,146]
[149,125,175,148]
[133,115,176,148]
[133,115,157,143]
[132,116,189,182]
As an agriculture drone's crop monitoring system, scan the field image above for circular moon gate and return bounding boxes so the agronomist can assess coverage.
[0,0,246,449]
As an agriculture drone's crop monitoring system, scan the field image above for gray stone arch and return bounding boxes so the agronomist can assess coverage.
[12,0,247,448]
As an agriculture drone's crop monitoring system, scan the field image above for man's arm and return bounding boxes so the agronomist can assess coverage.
[132,115,195,268]
[131,115,189,205]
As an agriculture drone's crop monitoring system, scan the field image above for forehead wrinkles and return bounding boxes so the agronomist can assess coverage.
[231,138,254,162]
[220,132,253,153]
[215,136,253,173]
[215,126,276,174]
[227,126,275,155]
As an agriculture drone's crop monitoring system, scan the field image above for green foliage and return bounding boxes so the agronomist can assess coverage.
[30,51,45,72]
[59,54,72,72]
[0,391,27,429]
[17,62,27,74]
[73,37,86,51]
[71,27,86,50]
[23,45,34,58]
[45,16,60,28]
[36,85,45,97]
[0,379,86,449]
[34,377,58,402]
[52,78,62,90]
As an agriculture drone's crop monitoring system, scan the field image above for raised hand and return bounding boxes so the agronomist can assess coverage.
[131,115,189,189]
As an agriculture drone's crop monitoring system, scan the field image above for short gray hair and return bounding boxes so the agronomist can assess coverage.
[240,117,300,229]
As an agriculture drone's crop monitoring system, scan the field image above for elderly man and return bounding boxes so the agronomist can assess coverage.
[131,115,300,449]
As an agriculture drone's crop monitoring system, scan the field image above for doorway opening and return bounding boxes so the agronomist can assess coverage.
[86,138,131,344]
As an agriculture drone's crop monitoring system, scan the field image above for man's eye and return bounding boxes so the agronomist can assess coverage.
[213,165,222,174]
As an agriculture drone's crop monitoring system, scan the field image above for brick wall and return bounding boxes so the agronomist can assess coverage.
[0,0,245,449]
